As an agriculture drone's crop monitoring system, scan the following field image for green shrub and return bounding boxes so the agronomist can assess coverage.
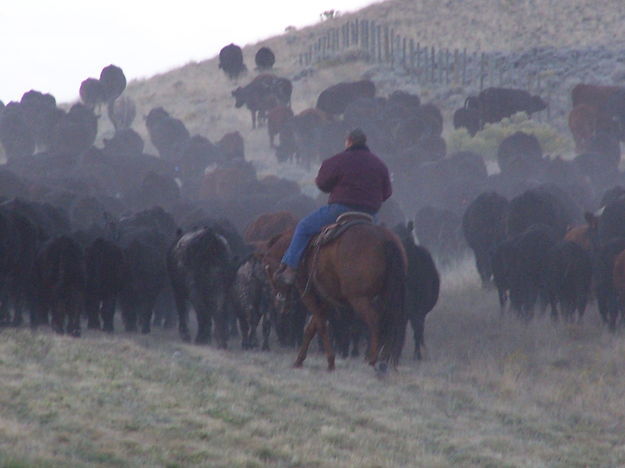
[447,112,572,162]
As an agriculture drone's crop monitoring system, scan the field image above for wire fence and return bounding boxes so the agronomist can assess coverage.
[297,18,552,108]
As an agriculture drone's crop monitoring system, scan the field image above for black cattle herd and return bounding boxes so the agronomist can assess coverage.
[0,41,623,366]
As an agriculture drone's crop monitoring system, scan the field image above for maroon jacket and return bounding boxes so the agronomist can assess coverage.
[315,144,392,212]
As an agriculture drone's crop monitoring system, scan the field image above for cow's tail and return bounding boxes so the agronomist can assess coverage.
[379,240,407,368]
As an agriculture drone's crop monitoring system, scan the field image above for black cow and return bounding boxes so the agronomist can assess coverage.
[471,87,547,126]
[462,192,509,286]
[145,107,190,161]
[52,104,98,156]
[85,238,125,332]
[168,227,233,347]
[255,47,275,70]
[0,103,35,160]
[543,241,592,323]
[232,74,292,128]
[33,236,85,336]
[79,78,105,108]
[20,90,59,150]
[453,107,480,136]
[596,194,625,246]
[493,224,558,320]
[231,255,272,349]
[595,237,625,330]
[316,80,376,116]
[394,223,440,360]
[497,131,543,178]
[99,64,126,102]
[117,207,177,334]
[507,186,579,239]
[219,43,247,79]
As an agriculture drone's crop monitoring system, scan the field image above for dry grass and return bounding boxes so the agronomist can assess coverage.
[0,261,624,466]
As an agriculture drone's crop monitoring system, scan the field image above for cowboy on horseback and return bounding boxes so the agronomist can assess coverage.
[274,128,392,286]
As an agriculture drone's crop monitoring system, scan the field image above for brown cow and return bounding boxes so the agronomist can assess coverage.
[217,131,245,160]
[571,83,622,108]
[563,212,599,251]
[267,106,294,148]
[243,211,298,246]
[198,164,257,200]
[232,74,292,128]
[568,104,599,153]
[569,84,625,153]
[276,108,329,167]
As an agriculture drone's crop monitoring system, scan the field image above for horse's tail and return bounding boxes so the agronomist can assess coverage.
[380,240,407,368]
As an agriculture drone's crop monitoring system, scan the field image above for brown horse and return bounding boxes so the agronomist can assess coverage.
[262,220,407,372]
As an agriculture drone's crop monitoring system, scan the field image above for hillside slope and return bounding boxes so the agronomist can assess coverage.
[0,277,624,466]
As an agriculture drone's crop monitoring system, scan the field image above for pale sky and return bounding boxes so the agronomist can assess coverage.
[1,0,378,104]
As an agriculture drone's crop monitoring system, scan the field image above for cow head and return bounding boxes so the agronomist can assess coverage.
[231,87,246,108]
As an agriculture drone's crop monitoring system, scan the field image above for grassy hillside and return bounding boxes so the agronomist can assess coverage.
[112,0,625,186]
[1,263,624,466]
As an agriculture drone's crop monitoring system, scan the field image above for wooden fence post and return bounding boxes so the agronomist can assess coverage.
[462,48,467,85]
[376,25,382,62]
[402,37,407,68]
[409,39,415,72]
[431,46,436,83]
[384,26,389,62]
[480,53,486,91]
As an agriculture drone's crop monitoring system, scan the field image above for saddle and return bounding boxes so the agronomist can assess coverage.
[312,211,374,248]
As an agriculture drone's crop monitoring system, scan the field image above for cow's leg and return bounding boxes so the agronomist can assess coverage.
[101,295,116,333]
[140,294,158,335]
[173,288,190,342]
[51,300,64,335]
[86,293,101,330]
[261,310,271,351]
[67,290,82,338]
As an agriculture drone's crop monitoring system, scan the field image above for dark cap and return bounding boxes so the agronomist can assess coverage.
[347,128,367,145]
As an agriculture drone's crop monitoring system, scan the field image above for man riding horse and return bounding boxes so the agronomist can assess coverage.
[274,128,392,286]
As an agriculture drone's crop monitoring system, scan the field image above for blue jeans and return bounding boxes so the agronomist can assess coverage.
[282,203,375,268]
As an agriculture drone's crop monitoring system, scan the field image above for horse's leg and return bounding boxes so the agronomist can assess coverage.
[348,297,380,367]
[294,290,335,370]
[294,314,317,368]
